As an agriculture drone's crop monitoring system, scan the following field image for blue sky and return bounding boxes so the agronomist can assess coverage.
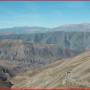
[0,1,90,28]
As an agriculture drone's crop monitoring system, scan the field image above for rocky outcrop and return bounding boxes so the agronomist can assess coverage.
[0,67,13,88]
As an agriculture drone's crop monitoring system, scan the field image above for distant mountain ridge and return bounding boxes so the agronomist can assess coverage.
[0,23,90,34]
[0,27,50,34]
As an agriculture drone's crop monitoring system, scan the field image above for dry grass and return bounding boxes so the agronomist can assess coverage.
[12,51,90,88]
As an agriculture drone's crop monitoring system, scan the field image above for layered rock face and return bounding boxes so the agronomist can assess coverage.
[0,24,90,75]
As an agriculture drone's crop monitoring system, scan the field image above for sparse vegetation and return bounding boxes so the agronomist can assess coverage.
[11,51,90,88]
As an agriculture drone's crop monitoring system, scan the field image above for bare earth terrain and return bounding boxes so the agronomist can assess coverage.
[12,51,90,88]
[0,24,90,88]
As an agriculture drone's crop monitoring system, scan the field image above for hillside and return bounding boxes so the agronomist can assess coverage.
[0,39,78,76]
[12,51,90,88]
[0,24,90,88]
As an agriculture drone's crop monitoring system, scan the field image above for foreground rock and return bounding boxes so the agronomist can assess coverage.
[0,67,13,88]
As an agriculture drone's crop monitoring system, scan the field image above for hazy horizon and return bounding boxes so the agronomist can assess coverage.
[0,23,89,29]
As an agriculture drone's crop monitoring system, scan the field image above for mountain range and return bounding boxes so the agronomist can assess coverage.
[0,23,90,34]
[0,23,90,88]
